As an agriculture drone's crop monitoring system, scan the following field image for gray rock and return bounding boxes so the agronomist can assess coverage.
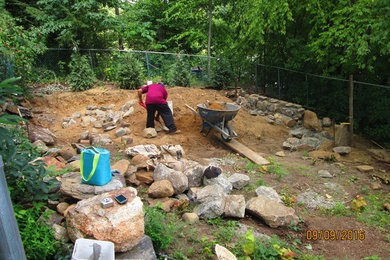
[116,235,156,260]
[203,174,232,194]
[228,173,250,190]
[29,125,57,145]
[32,140,49,154]
[318,170,333,178]
[79,130,89,140]
[121,136,133,144]
[72,112,82,119]
[116,127,130,137]
[123,107,135,118]
[153,164,188,194]
[255,186,282,203]
[224,195,246,218]
[246,196,299,228]
[52,224,69,242]
[86,105,97,110]
[184,164,205,187]
[60,172,125,200]
[120,99,137,112]
[297,191,337,210]
[104,125,116,132]
[90,134,112,145]
[143,128,157,138]
[333,146,352,155]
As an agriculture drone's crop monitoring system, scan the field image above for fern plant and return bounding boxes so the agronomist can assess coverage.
[117,52,144,90]
[67,54,96,92]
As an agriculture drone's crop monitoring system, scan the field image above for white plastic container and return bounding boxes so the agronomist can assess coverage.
[72,238,115,260]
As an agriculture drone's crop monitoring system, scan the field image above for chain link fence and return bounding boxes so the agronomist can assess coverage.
[10,48,390,146]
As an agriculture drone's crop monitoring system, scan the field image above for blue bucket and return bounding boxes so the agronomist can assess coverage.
[80,147,112,186]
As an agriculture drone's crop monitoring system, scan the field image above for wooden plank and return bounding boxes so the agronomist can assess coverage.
[216,135,270,165]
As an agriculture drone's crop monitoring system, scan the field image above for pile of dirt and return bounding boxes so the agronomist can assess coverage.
[206,101,227,110]
[25,86,289,160]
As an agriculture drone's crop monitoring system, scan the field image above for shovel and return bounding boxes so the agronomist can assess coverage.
[139,102,169,132]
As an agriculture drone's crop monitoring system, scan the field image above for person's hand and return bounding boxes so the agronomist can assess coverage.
[139,101,146,109]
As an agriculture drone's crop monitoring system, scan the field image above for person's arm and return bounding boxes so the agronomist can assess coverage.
[162,87,168,100]
[138,89,144,103]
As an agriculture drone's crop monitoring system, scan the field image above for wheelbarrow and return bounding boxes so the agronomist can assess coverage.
[185,102,241,142]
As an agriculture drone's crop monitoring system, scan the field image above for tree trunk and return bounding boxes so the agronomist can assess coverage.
[207,0,213,77]
[115,7,123,50]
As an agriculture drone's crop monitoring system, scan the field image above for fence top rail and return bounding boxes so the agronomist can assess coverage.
[46,48,390,90]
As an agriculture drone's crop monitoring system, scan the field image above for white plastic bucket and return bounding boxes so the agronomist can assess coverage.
[72,238,115,260]
[167,100,173,115]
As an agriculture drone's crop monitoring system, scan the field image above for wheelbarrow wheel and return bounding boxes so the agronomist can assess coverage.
[221,126,232,142]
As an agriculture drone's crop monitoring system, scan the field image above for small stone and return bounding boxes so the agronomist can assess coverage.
[136,171,154,184]
[57,202,70,216]
[79,130,89,140]
[121,136,133,145]
[318,170,333,178]
[72,112,82,119]
[384,203,390,212]
[108,104,115,109]
[182,213,199,224]
[275,151,286,157]
[93,121,103,128]
[121,122,131,127]
[356,165,374,172]
[104,125,116,132]
[370,182,381,190]
[333,146,352,155]
[142,128,157,138]
[116,127,130,137]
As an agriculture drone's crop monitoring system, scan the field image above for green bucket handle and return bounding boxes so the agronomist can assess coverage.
[80,147,101,182]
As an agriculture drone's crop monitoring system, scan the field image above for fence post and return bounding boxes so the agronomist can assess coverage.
[277,68,281,99]
[349,74,354,145]
[88,49,94,73]
[145,52,150,78]
[305,74,308,106]
[255,63,258,93]
[0,155,27,260]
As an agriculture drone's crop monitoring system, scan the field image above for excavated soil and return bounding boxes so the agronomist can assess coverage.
[24,84,390,260]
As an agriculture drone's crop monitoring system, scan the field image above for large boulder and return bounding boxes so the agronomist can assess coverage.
[194,184,226,219]
[303,110,322,132]
[116,235,157,260]
[153,164,188,195]
[66,187,144,252]
[224,195,246,218]
[246,196,299,228]
[184,163,205,187]
[228,173,250,190]
[60,172,125,200]
[28,125,57,145]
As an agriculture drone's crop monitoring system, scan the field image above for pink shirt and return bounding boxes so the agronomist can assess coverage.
[141,84,168,104]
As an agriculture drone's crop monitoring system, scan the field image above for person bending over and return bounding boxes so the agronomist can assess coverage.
[137,81,180,134]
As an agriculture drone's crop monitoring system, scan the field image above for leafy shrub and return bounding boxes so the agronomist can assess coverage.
[144,205,178,252]
[167,55,191,87]
[209,58,233,90]
[14,202,60,259]
[0,126,59,203]
[117,52,144,89]
[67,54,96,92]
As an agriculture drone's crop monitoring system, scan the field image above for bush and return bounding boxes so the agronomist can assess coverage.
[210,58,233,89]
[144,205,178,252]
[67,54,96,92]
[167,55,191,87]
[117,52,144,89]
[14,202,60,260]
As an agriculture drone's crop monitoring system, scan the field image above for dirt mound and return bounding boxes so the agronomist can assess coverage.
[206,101,227,110]
[25,86,289,159]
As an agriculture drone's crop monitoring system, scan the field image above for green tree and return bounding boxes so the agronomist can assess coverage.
[36,0,121,48]
[167,55,191,87]
[67,54,96,91]
[117,52,144,90]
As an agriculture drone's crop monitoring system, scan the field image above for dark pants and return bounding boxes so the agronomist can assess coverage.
[146,103,177,132]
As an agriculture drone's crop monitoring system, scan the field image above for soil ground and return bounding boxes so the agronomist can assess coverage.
[25,84,390,260]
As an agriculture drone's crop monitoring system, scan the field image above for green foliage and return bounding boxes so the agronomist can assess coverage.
[267,157,288,181]
[0,127,59,203]
[355,192,390,232]
[14,202,60,259]
[37,0,120,49]
[210,58,233,89]
[0,77,27,125]
[117,52,144,90]
[0,15,46,79]
[67,54,96,92]
[144,205,179,252]
[167,55,191,87]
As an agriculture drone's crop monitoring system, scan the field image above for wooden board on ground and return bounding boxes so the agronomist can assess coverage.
[216,135,270,165]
